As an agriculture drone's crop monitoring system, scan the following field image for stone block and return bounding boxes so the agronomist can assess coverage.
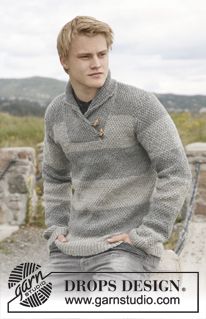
[8,174,28,193]
[157,250,181,272]
[151,250,181,281]
[0,224,19,241]
[0,147,37,226]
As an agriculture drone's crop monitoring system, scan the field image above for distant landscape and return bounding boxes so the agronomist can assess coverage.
[0,76,206,116]
[0,77,66,117]
[0,76,206,148]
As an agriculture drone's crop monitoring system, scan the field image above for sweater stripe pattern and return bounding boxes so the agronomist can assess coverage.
[42,72,192,258]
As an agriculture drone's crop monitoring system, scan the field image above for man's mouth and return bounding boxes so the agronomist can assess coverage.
[88,72,103,76]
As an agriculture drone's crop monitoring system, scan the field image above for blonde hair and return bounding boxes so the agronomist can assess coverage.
[57,16,113,73]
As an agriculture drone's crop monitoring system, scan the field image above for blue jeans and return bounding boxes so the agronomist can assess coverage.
[45,249,160,293]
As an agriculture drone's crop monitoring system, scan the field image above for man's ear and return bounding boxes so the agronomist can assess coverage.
[60,56,69,70]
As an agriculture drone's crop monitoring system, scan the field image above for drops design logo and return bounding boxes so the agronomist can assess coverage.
[8,263,52,307]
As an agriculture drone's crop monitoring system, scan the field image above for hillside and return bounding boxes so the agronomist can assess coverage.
[0,76,206,116]
[156,93,206,113]
[0,77,66,105]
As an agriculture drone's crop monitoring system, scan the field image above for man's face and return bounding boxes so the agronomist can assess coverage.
[61,34,109,94]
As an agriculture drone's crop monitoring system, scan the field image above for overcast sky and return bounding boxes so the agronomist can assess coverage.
[1,0,206,95]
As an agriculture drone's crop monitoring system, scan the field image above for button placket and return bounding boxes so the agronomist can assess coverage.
[91,117,100,127]
[91,117,105,139]
[98,128,104,138]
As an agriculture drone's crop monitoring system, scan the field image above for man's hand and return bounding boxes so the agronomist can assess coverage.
[107,233,132,244]
[57,234,68,242]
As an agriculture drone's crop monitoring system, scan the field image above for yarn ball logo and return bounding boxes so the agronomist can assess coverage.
[8,263,52,307]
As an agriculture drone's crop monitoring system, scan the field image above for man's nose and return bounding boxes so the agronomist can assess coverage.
[90,55,101,68]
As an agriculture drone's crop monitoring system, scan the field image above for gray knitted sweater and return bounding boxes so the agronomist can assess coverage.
[43,72,192,258]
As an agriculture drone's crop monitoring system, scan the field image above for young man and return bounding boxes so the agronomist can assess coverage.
[43,16,192,278]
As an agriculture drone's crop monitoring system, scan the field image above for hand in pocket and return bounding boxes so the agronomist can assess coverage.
[107,233,132,244]
[57,234,68,243]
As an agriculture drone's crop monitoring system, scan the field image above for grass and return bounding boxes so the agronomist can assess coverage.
[170,112,206,145]
[0,112,44,148]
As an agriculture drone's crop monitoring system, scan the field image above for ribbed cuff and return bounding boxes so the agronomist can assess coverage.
[46,226,69,248]
[128,228,163,258]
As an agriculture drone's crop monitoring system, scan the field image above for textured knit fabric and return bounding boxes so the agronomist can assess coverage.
[42,71,192,258]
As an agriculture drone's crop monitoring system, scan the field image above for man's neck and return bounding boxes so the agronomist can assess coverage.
[70,82,98,102]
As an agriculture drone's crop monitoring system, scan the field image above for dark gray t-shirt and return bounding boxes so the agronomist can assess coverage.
[72,89,91,114]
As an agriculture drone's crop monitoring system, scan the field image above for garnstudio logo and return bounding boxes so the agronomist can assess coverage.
[8,262,52,307]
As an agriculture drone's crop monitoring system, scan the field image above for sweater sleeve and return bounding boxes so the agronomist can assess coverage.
[42,109,72,247]
[128,92,192,257]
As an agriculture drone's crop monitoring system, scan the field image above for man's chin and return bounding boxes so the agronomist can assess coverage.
[89,78,106,88]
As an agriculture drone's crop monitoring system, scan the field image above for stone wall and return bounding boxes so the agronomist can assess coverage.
[0,142,206,230]
[0,147,37,226]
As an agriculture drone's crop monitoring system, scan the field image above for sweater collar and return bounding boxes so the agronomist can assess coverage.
[64,70,116,116]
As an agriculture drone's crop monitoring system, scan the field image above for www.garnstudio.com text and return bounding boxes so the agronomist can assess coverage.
[65,294,180,307]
